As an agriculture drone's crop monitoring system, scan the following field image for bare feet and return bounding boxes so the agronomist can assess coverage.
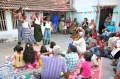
[34,43,39,46]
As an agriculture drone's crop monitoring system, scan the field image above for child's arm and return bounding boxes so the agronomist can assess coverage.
[77,67,83,75]
[80,67,83,74]
[41,52,53,56]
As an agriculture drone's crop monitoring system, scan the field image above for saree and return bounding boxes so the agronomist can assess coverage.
[34,24,43,42]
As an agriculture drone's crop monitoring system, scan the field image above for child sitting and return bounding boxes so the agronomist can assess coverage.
[65,45,79,72]
[48,41,56,52]
[76,52,92,79]
[11,45,25,68]
[86,32,92,49]
[23,42,39,69]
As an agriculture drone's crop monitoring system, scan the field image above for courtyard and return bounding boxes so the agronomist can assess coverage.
[0,34,115,79]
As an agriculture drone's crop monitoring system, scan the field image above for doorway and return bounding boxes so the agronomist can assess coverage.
[99,8,113,34]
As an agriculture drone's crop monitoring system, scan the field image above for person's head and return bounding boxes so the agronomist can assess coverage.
[74,18,77,21]
[89,39,97,47]
[91,19,94,22]
[47,16,50,21]
[92,28,96,33]
[109,13,112,17]
[84,18,88,22]
[97,35,103,40]
[16,7,23,13]
[14,45,23,52]
[84,52,92,61]
[78,32,84,38]
[53,45,62,56]
[22,15,27,20]
[68,45,77,53]
[61,15,64,18]
[35,13,39,18]
[87,32,92,37]
[40,45,48,54]
[50,41,56,48]
[23,42,35,64]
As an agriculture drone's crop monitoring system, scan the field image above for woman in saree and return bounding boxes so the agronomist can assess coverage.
[31,13,43,42]
[81,18,88,30]
[70,18,79,34]
[104,13,112,28]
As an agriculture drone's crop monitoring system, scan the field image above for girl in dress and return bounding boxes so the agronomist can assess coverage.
[43,17,52,45]
[11,45,25,68]
[76,52,92,79]
[23,42,39,69]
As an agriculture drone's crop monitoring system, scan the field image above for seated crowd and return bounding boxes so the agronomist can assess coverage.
[11,17,120,79]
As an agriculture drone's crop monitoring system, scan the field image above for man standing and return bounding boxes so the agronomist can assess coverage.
[52,13,58,33]
[12,7,23,45]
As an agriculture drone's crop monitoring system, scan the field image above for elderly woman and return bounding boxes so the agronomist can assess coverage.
[73,32,86,54]
[40,45,68,79]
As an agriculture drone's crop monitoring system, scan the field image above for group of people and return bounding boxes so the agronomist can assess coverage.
[11,7,120,78]
[58,16,96,35]
[12,7,53,45]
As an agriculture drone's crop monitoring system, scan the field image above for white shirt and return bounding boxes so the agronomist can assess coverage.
[73,37,86,54]
[45,21,51,29]
[34,17,40,25]
[22,20,29,28]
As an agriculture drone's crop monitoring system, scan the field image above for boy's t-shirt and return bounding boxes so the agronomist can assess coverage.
[81,61,91,77]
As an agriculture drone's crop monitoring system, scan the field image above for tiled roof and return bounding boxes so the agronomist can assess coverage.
[0,0,75,11]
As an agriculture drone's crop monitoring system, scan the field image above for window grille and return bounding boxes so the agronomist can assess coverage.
[0,10,7,31]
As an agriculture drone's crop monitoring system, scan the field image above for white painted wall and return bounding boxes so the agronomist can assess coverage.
[0,11,18,42]
[112,5,120,32]
[72,0,120,31]
[72,0,97,27]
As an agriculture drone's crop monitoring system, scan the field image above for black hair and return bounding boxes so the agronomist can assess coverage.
[61,15,64,17]
[40,45,48,54]
[35,13,39,15]
[98,35,104,40]
[50,41,56,48]
[69,45,77,52]
[84,52,92,61]
[14,45,23,52]
[84,18,88,21]
[92,28,96,32]
[16,7,22,13]
[87,32,92,37]
[23,42,35,64]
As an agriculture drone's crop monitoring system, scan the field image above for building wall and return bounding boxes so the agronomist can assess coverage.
[0,11,18,42]
[72,0,120,31]
[0,11,44,42]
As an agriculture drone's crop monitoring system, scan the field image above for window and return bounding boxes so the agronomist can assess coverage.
[12,15,18,29]
[0,10,7,31]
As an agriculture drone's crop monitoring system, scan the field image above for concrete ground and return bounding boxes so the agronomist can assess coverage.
[0,34,115,79]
